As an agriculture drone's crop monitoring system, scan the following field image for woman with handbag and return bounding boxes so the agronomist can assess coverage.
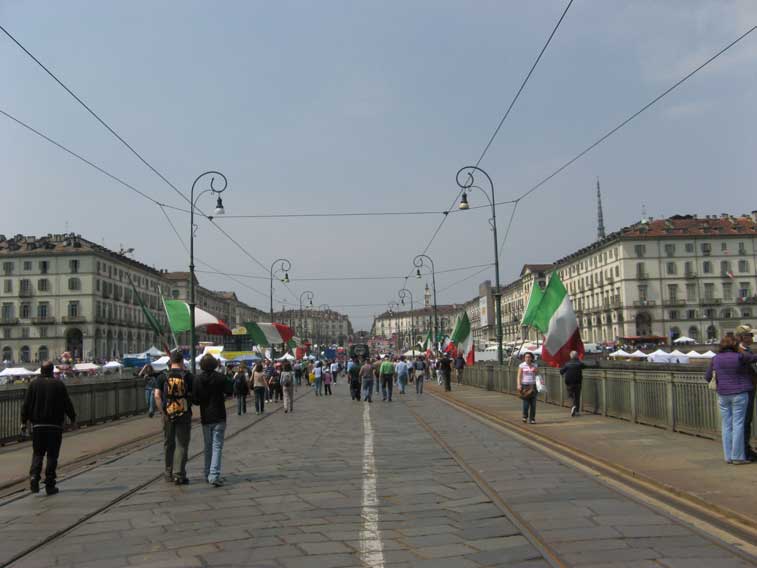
[517,352,538,424]
[705,335,757,464]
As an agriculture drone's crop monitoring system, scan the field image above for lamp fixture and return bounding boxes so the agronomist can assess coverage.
[458,192,470,210]
[214,196,225,216]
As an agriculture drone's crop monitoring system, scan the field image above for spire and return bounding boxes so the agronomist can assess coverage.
[596,177,606,240]
[424,283,431,308]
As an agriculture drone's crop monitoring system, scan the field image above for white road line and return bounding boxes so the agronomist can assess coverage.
[359,403,385,567]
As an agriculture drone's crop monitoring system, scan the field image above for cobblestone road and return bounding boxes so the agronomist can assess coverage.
[2,383,753,567]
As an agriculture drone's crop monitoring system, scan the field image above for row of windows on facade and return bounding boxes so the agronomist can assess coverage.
[2,326,49,339]
[2,301,80,320]
[2,345,49,364]
[2,259,79,275]
[579,305,752,324]
[3,277,84,293]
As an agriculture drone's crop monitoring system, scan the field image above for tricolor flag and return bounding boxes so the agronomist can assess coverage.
[241,322,294,347]
[163,300,231,335]
[521,282,544,327]
[531,272,583,367]
[449,312,475,365]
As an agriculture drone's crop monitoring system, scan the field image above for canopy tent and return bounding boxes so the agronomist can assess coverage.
[145,346,165,357]
[608,349,631,358]
[673,336,696,345]
[647,349,673,363]
[701,350,717,359]
[151,356,169,371]
[627,350,648,358]
[195,352,228,365]
[227,354,261,366]
[74,363,100,372]
[686,350,706,358]
[32,366,62,374]
[103,361,123,369]
[668,349,690,364]
[0,367,37,377]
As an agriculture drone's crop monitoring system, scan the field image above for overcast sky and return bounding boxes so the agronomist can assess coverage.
[2,1,756,330]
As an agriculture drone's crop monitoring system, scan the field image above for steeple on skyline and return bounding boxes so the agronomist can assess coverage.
[596,177,606,241]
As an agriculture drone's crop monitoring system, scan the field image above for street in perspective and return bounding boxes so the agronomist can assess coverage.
[2,2,757,567]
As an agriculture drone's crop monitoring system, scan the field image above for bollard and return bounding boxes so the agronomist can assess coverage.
[486,365,494,391]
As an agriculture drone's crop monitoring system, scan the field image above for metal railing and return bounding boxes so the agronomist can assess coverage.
[0,377,148,445]
[462,364,755,440]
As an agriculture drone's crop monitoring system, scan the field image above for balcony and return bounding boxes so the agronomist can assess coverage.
[665,299,687,307]
[32,316,56,325]
[636,273,649,280]
[737,296,757,304]
[0,317,19,325]
[633,300,656,307]
[19,288,33,298]
[685,271,697,279]
[701,298,722,306]
[62,315,86,324]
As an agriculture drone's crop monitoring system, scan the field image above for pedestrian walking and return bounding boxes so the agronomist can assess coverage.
[735,324,757,460]
[251,362,267,414]
[517,352,538,424]
[559,351,595,417]
[268,365,282,403]
[413,355,427,395]
[323,368,333,395]
[280,361,294,413]
[21,361,77,495]
[330,360,340,385]
[293,360,304,387]
[232,364,250,415]
[314,360,323,396]
[348,357,361,401]
[139,363,160,418]
[154,350,194,484]
[379,357,395,401]
[440,353,452,392]
[361,359,376,402]
[706,334,757,464]
[454,353,465,384]
[193,354,227,486]
[395,356,409,394]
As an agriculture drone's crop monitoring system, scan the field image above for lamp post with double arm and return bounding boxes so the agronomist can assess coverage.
[269,258,291,359]
[413,254,438,353]
[189,171,227,375]
[388,301,400,352]
[457,165,504,365]
[399,288,414,356]
[299,290,314,341]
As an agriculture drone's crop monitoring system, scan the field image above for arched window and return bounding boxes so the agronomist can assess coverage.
[688,326,699,341]
[37,346,49,362]
[20,346,31,363]
[2,346,12,362]
[68,277,81,291]
[707,325,717,340]
[670,327,681,341]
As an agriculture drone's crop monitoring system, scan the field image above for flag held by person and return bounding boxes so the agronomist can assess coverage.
[449,312,475,365]
[530,271,583,367]
[240,322,294,347]
[164,300,225,333]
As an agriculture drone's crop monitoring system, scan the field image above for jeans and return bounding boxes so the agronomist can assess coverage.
[236,395,247,415]
[456,368,464,384]
[381,375,393,401]
[145,388,155,416]
[283,384,294,411]
[416,375,424,394]
[163,417,191,479]
[29,426,63,486]
[363,378,374,402]
[718,392,749,462]
[254,387,266,413]
[350,381,361,400]
[567,383,582,412]
[744,389,755,455]
[397,374,408,394]
[202,421,226,483]
[315,378,323,395]
[522,394,536,421]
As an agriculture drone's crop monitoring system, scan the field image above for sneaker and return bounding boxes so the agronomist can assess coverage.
[148,411,154,418]
[45,485,59,496]
[174,477,189,485]
[211,479,224,487]
[30,478,40,494]
[164,473,174,483]
[731,460,751,465]
[522,417,527,423]
[570,406,577,417]
[529,419,536,424]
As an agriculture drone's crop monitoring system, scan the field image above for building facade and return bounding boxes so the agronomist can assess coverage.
[272,308,353,346]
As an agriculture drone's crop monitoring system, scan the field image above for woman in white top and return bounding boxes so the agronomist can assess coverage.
[517,352,538,424]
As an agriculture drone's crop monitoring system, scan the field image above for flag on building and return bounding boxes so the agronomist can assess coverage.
[163,300,228,334]
[449,312,475,365]
[530,272,583,367]
[240,322,295,347]
[521,282,544,328]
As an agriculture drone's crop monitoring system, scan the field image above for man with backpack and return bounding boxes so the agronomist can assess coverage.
[154,350,193,485]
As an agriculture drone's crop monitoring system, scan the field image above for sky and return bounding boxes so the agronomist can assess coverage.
[2,1,756,330]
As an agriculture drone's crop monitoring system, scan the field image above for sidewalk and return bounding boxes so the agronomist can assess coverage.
[428,382,757,529]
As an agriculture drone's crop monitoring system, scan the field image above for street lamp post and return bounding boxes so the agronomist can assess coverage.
[399,288,414,357]
[457,165,504,365]
[318,304,330,348]
[189,171,227,375]
[269,258,291,359]
[388,301,400,352]
[414,254,438,353]
[299,290,314,340]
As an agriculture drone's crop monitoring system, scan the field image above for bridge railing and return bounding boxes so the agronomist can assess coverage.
[0,378,148,445]
[463,364,748,440]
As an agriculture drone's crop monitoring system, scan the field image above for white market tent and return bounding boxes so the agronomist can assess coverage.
[686,350,705,358]
[74,363,100,372]
[673,336,696,345]
[668,350,690,364]
[701,350,717,359]
[627,350,648,358]
[608,349,631,358]
[647,349,673,363]
[0,367,37,377]
[145,346,165,357]
[103,361,123,369]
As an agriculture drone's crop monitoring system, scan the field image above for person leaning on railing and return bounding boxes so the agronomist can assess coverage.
[705,334,757,465]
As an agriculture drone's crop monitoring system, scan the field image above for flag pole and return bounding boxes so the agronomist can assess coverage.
[160,287,180,352]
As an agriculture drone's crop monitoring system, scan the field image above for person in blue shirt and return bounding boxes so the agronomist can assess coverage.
[395,356,409,394]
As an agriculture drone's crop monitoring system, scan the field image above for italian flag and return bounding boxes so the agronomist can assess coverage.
[164,300,228,333]
[241,322,295,347]
[449,312,475,365]
[531,272,583,367]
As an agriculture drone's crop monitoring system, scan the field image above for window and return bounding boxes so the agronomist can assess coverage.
[96,261,101,272]
[723,308,732,319]
[738,242,747,255]
[686,283,697,301]
[685,243,694,253]
[634,244,646,258]
[743,309,752,318]
[96,279,100,291]
[38,346,48,361]
[23,261,31,271]
[20,303,31,319]
[720,260,732,275]
[70,259,79,273]
[664,244,675,257]
[701,243,711,256]
[68,277,81,291]
[687,309,696,319]
[704,283,714,299]
[670,310,679,320]
[666,262,677,275]
[705,308,716,319]
[668,284,678,300]
[739,283,750,298]
[20,346,30,363]
[68,301,79,318]
[20,327,29,339]
[172,289,180,299]
[638,285,648,301]
[636,262,646,278]
[19,279,31,293]
[684,261,694,276]
[3,280,11,293]
[38,327,47,338]
[39,261,48,274]
[614,266,620,277]
[721,242,728,251]
[2,329,10,340]
[703,261,712,274]
[2,262,13,275]
[723,283,733,300]
[37,279,49,292]
[37,303,48,318]
[738,260,749,273]
[1,303,13,320]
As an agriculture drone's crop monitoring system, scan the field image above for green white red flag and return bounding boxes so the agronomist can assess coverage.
[449,312,475,365]
[530,272,583,367]
[163,300,231,335]
[240,322,295,347]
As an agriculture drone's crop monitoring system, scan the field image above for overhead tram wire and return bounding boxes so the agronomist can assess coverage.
[411,0,574,263]
[497,24,757,257]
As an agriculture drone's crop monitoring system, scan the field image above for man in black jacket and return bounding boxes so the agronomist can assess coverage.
[559,351,594,417]
[20,361,77,495]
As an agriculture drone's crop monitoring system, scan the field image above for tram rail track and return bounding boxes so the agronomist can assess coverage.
[423,389,757,565]
[0,389,311,568]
